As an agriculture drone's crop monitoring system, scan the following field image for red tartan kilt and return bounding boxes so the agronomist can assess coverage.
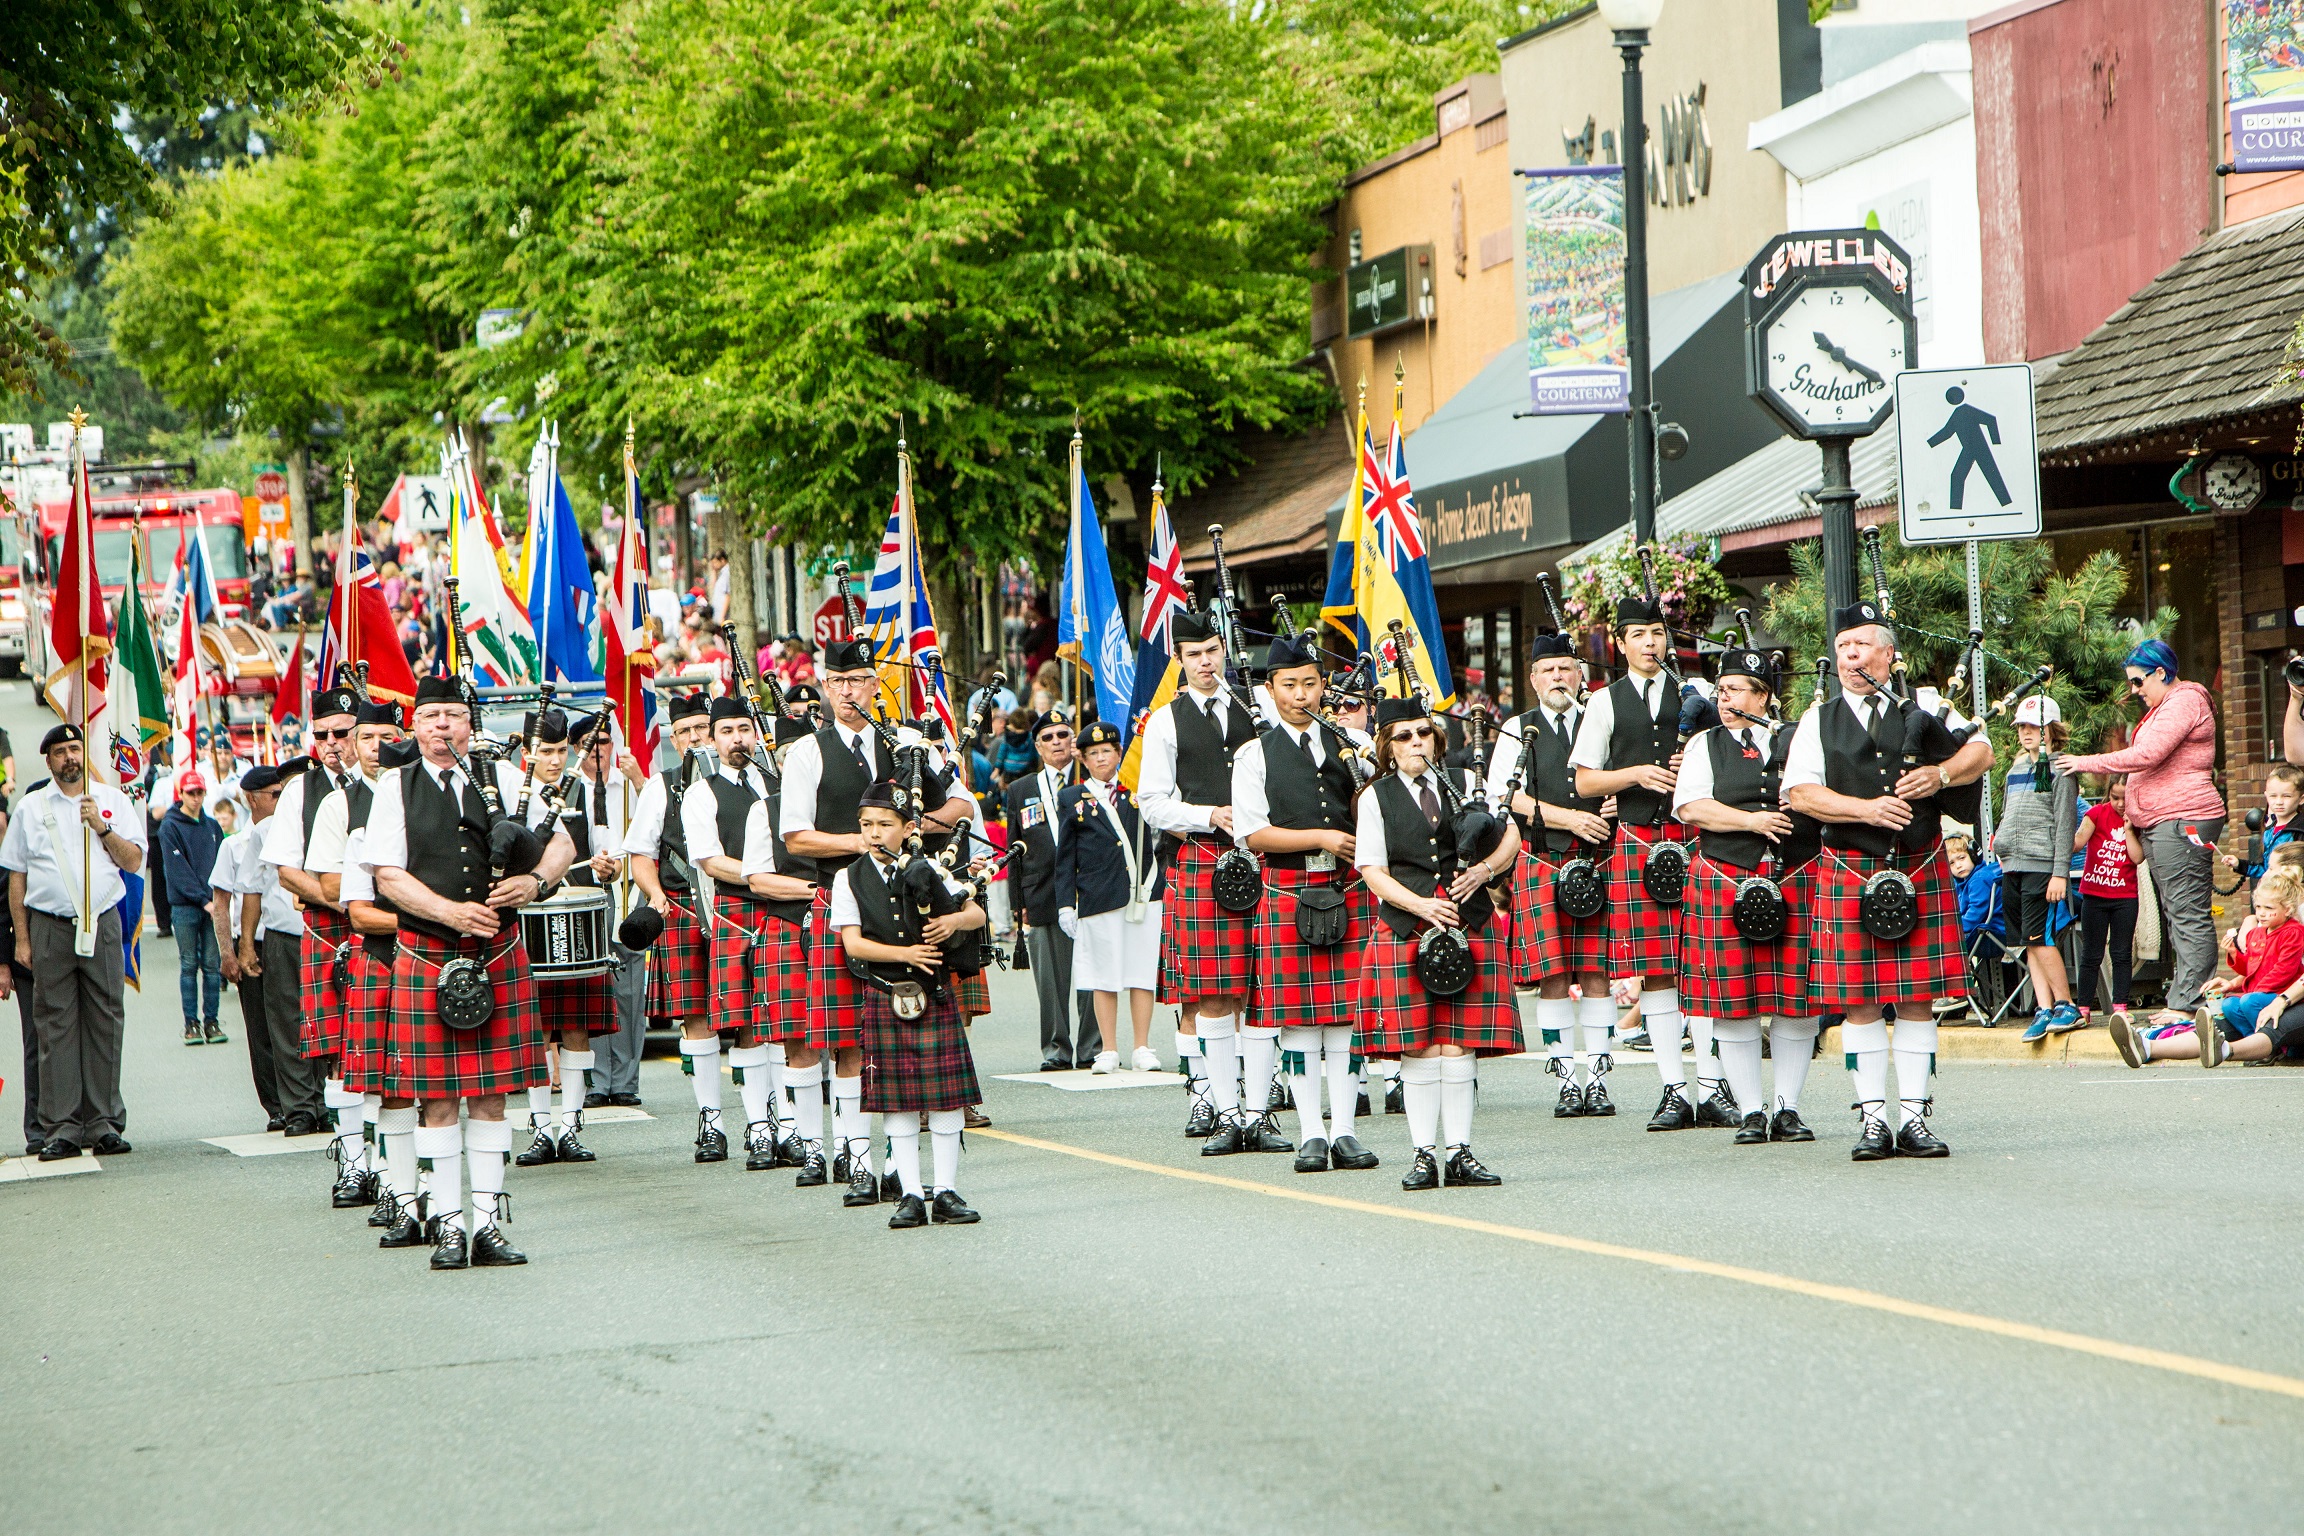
[538,972,619,1038]
[757,915,813,1042]
[708,892,769,1036]
[957,970,990,1017]
[1511,847,1611,986]
[805,886,872,1050]
[1355,918,1522,1057]
[1157,838,1256,1004]
[1606,822,1687,977]
[1675,856,1809,1018]
[1807,845,1968,1008]
[297,908,351,1061]
[860,988,981,1113]
[645,893,710,1019]
[339,945,393,1094]
[385,926,549,1099]
[1250,867,1369,1031]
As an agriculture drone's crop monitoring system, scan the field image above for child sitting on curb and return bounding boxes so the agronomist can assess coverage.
[2108,866,2304,1067]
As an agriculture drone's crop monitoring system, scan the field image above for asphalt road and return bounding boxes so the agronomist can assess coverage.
[2,682,2301,1534]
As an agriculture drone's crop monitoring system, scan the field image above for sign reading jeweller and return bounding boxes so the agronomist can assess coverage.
[1743,228,1917,441]
[1892,364,2041,545]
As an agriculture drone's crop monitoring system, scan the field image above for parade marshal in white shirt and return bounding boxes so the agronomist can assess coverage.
[1,724,148,1160]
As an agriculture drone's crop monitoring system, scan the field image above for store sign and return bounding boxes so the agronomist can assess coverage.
[1420,467,1547,572]
[1746,231,1910,303]
[1520,167,1628,415]
[1346,245,1431,340]
[2227,2,2304,173]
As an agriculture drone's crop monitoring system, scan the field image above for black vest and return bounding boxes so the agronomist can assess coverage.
[1604,674,1677,826]
[790,724,895,882]
[1258,723,1357,869]
[299,763,343,856]
[558,774,603,886]
[1696,725,1797,872]
[705,768,769,902]
[1509,705,1604,853]
[1819,695,1942,859]
[345,771,397,958]
[1168,693,1256,837]
[845,852,941,992]
[1372,772,1493,938]
[655,769,695,895]
[396,761,493,941]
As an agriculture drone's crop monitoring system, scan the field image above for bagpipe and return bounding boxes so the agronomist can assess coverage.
[1724,611,1793,946]
[1533,572,1610,922]
[1634,545,1695,909]
[1382,618,1500,998]
[1846,527,1943,942]
[1205,524,1270,916]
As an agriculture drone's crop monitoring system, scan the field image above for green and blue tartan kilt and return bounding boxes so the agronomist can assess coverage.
[1249,866,1371,1032]
[1676,856,1809,1019]
[708,891,771,1037]
[1808,844,1967,1008]
[385,926,550,1099]
[758,913,814,1043]
[1157,837,1256,1004]
[805,886,872,1050]
[538,970,619,1039]
[1511,847,1610,986]
[1356,918,1523,1057]
[645,891,710,1020]
[1606,821,1687,978]
[340,942,395,1095]
[297,907,352,1061]
[860,985,981,1114]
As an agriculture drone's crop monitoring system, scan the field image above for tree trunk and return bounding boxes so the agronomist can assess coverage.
[723,512,756,662]
[286,443,313,581]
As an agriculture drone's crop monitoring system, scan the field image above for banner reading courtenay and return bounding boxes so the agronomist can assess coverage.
[1521,167,1628,415]
[2228,0,2304,173]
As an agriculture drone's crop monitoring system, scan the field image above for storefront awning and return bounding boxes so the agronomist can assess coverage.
[1567,424,1900,567]
[2037,201,2304,465]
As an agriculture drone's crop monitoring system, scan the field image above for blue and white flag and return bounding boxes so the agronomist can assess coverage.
[525,425,600,684]
[1057,435,1135,734]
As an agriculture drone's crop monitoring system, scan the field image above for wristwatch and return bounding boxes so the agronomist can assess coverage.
[1937,766,1951,789]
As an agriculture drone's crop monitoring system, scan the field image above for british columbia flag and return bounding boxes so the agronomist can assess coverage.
[862,463,960,748]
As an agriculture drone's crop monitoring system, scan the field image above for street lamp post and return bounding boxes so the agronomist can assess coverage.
[1599,0,1664,547]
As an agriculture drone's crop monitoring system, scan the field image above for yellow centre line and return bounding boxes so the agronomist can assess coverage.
[975,1127,2304,1404]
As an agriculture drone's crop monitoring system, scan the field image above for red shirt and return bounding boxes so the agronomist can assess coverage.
[2235,919,2304,995]
[2079,804,2138,899]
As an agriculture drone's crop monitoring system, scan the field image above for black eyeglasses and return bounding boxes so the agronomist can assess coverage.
[312,727,352,740]
[1394,726,1438,742]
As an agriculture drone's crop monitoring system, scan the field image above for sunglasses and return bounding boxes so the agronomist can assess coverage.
[2126,676,2146,691]
[1393,725,1438,742]
[312,727,352,741]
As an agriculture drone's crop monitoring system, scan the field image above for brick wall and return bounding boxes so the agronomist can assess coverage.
[2217,517,2260,860]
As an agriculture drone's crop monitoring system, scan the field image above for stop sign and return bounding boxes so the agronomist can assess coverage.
[813,596,849,648]
[253,469,289,502]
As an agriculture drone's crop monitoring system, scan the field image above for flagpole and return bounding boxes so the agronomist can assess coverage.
[70,409,93,946]
[340,463,359,691]
[1066,420,1082,712]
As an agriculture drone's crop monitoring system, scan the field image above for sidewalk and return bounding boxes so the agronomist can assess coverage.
[1819,1023,2120,1062]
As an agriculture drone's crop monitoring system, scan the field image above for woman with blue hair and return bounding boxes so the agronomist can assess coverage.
[2058,638,2226,1026]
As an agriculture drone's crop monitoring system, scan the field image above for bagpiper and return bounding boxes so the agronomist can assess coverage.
[621,692,715,1125]
[1354,697,1522,1189]
[1136,608,1260,1136]
[1229,631,1378,1170]
[1488,634,1618,1117]
[1668,648,1824,1143]
[1782,603,1991,1160]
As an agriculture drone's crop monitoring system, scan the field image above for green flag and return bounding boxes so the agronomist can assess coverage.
[114,540,171,767]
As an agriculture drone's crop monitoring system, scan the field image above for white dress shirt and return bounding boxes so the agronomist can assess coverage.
[259,766,349,873]
[210,827,253,940]
[1135,687,1238,835]
[620,772,673,859]
[302,767,388,877]
[560,768,630,859]
[778,719,945,838]
[1783,693,1896,792]
[1567,672,1669,773]
[1,779,147,920]
[362,756,523,874]
[1354,768,1460,873]
[338,826,376,905]
[1672,723,1777,813]
[683,760,771,865]
[1229,722,1331,840]
[1483,704,1580,806]
[233,813,305,936]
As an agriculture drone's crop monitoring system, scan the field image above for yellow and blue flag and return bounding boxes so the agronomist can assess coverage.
[1320,389,1456,706]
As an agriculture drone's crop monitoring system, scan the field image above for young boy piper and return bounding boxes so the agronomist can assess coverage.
[833,780,988,1227]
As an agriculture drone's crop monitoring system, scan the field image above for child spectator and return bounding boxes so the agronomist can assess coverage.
[1947,832,2010,1014]
[1993,697,2080,1039]
[989,707,1039,787]
[2226,763,2304,880]
[2110,867,2304,1066]
[2076,774,2143,1024]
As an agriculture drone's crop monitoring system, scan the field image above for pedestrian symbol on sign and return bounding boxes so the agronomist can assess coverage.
[1925,388,2012,511]
[1894,364,2041,546]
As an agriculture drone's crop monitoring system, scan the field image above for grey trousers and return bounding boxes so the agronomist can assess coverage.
[593,944,649,1097]
[260,928,326,1120]
[29,907,126,1149]
[1025,923,1098,1067]
[2145,817,2225,1012]
[236,971,282,1121]
[14,963,39,1147]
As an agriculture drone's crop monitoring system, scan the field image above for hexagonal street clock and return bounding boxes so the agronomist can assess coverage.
[1742,228,1919,440]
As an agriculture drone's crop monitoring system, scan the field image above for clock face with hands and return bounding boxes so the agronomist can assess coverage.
[1758,282,1911,437]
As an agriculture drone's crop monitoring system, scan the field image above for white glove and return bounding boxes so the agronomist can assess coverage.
[1058,908,1078,940]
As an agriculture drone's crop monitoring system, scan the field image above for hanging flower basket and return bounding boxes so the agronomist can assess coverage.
[1557,534,1732,635]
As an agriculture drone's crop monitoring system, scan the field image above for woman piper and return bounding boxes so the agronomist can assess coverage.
[1353,698,1523,1190]
[1669,648,1824,1143]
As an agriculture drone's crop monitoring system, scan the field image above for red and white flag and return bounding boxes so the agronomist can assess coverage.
[42,419,111,735]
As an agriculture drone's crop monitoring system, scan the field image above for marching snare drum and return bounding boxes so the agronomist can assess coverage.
[520,886,613,979]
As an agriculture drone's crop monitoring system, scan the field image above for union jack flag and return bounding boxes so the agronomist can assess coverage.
[1140,492,1188,646]
[1360,426,1427,571]
[313,547,381,690]
[862,467,959,748]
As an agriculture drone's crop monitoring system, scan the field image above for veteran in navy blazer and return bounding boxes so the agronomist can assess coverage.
[1002,711,1096,1070]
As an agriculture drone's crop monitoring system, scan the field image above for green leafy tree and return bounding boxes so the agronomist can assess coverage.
[1761,529,2177,787]
[1,0,381,395]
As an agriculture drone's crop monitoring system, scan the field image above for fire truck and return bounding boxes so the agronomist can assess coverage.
[3,422,285,745]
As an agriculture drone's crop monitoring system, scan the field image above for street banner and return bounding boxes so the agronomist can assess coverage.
[1520,167,1628,415]
[2228,1,2304,173]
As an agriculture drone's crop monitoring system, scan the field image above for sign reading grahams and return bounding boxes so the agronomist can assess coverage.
[1520,167,1628,415]
[1424,471,1537,571]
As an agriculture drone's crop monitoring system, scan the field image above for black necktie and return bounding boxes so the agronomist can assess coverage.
[851,734,871,773]
[1418,780,1441,829]
[592,781,606,826]
[1295,729,1318,769]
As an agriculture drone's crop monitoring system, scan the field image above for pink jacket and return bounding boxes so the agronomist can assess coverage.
[2059,680,2226,828]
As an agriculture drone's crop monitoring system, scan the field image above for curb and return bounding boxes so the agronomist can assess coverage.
[1819,1023,2121,1062]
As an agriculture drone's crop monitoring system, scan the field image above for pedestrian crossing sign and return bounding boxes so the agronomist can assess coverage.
[1894,363,2041,544]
